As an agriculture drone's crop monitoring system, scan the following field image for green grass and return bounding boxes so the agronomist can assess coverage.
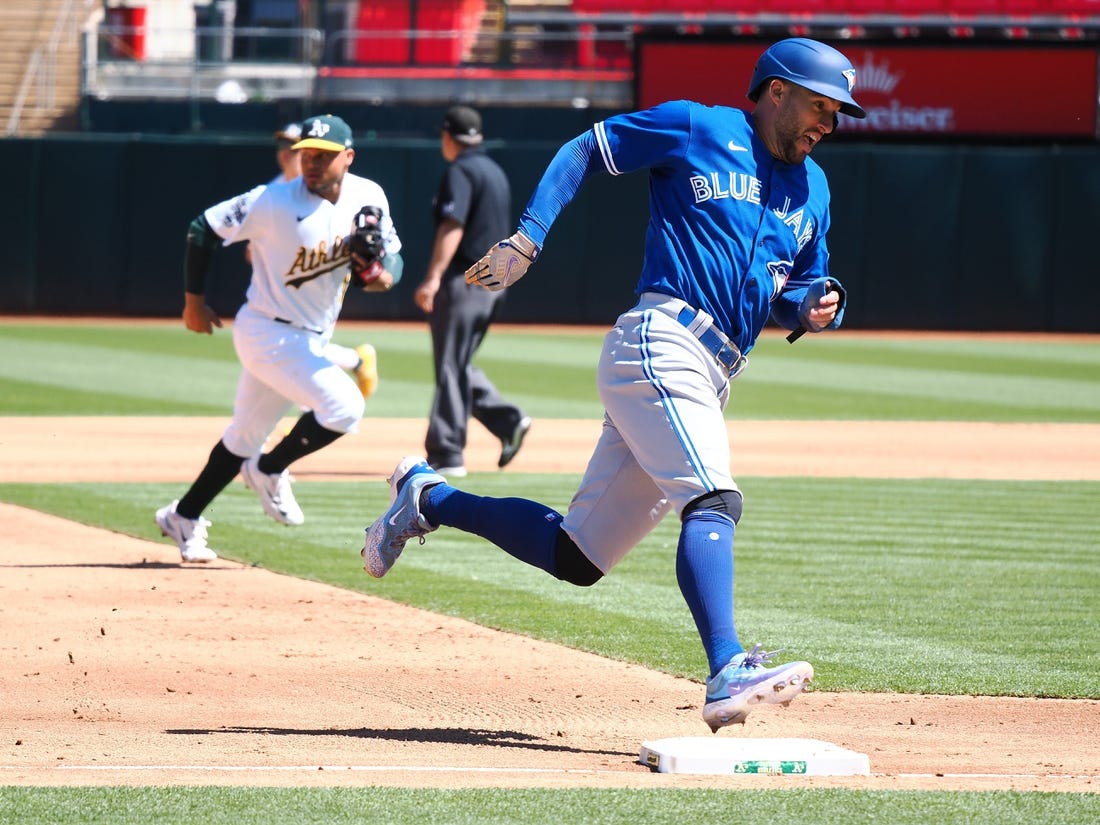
[1,321,1097,822]
[1,474,1096,697]
[0,787,1097,825]
[1,322,1098,421]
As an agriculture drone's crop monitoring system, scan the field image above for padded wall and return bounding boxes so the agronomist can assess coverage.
[0,134,1095,332]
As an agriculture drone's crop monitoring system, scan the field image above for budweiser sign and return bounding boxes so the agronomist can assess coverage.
[637,41,1098,138]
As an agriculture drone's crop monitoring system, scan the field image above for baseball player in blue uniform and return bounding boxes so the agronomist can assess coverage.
[360,39,863,732]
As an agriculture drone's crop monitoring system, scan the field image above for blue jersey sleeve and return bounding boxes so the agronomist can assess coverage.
[771,188,833,330]
[517,101,693,247]
[516,131,606,248]
[591,101,692,177]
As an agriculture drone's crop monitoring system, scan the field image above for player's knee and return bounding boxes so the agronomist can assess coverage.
[553,530,603,587]
[314,395,365,434]
[315,414,359,435]
[682,489,743,524]
[344,392,367,427]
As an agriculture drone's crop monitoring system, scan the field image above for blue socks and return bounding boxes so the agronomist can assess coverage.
[420,484,742,677]
[422,484,563,574]
[676,509,742,678]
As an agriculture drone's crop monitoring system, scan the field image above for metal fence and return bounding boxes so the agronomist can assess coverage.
[79,11,1100,111]
[84,20,634,107]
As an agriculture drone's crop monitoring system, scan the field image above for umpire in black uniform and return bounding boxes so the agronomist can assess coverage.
[413,105,531,477]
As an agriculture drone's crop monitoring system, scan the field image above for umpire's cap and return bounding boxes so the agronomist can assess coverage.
[747,38,866,119]
[442,105,484,146]
[292,114,354,152]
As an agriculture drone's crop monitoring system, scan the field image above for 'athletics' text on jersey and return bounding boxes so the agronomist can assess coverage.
[203,175,401,333]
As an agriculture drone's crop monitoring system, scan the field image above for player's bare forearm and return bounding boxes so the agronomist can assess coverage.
[182,292,222,335]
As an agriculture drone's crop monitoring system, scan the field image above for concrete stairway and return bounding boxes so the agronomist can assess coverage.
[0,0,88,135]
[491,0,577,67]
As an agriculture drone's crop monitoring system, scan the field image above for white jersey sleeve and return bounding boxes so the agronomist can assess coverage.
[222,174,400,333]
[203,185,268,244]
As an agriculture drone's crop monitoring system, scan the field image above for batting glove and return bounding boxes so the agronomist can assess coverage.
[465,232,539,292]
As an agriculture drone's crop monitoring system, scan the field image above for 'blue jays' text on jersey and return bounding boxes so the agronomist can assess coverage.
[521,100,834,355]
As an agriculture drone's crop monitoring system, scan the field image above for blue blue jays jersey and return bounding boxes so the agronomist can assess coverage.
[519,100,834,355]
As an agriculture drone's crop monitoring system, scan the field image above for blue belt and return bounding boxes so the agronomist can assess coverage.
[675,307,745,377]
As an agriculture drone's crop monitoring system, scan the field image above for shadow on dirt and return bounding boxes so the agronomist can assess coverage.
[166,725,635,757]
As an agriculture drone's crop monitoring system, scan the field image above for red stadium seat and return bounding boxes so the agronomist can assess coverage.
[841,0,908,15]
[704,0,759,10]
[1000,0,1045,12]
[891,0,952,14]
[413,0,485,65]
[948,0,1006,15]
[757,0,835,13]
[571,0,638,10]
[838,0,881,13]
[354,0,411,64]
[1049,0,1100,14]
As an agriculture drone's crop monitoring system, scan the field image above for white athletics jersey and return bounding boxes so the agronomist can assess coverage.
[203,173,400,332]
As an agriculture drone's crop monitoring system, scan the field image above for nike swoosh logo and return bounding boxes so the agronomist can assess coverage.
[388,504,407,527]
[296,215,309,222]
[728,141,749,152]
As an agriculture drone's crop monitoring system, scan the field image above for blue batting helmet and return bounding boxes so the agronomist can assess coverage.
[747,38,866,119]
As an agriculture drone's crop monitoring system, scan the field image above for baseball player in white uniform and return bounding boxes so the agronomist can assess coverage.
[358,39,860,732]
[258,122,380,399]
[155,114,402,562]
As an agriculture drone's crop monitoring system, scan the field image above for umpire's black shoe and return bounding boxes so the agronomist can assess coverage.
[498,416,532,469]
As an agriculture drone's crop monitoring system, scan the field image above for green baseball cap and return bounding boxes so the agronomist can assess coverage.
[292,114,354,152]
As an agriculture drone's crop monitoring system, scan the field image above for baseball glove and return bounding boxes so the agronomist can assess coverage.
[349,205,385,286]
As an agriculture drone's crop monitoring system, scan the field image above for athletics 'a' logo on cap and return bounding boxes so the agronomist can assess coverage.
[842,69,857,92]
[307,119,330,138]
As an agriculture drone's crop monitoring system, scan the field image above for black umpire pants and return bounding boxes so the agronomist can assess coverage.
[425,274,526,468]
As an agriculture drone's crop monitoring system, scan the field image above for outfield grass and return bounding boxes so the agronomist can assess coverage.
[1,321,1097,822]
[1,786,1097,825]
[2,322,1098,421]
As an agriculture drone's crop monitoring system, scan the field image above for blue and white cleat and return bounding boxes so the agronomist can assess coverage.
[702,644,813,733]
[361,456,445,578]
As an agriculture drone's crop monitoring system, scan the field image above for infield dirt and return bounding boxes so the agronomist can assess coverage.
[1,416,1097,792]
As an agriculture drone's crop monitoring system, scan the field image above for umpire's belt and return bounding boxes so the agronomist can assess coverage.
[674,306,747,378]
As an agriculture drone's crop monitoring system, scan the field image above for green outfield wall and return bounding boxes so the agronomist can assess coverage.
[1,132,1096,332]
